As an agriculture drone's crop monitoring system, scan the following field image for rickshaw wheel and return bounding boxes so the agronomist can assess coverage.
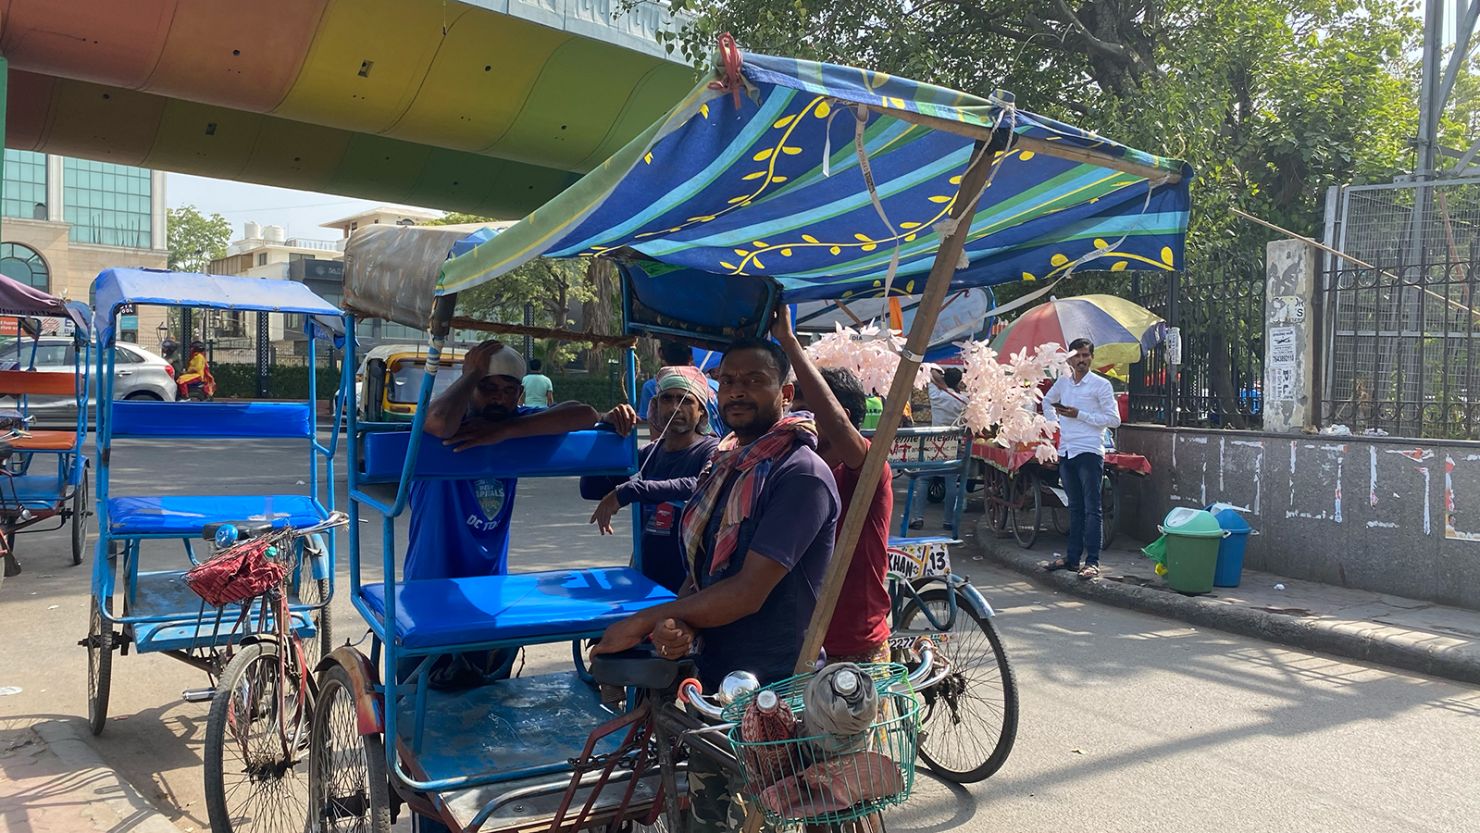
[900,587,1019,783]
[1100,471,1121,551]
[309,663,391,833]
[206,641,311,833]
[299,576,333,668]
[984,470,1010,533]
[927,478,946,504]
[70,472,89,566]
[87,597,113,736]
[1009,472,1041,549]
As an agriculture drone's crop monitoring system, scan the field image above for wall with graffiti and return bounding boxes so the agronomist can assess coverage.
[1119,426,1480,609]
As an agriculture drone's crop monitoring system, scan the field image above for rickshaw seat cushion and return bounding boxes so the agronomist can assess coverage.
[358,427,635,482]
[589,646,692,690]
[7,473,68,506]
[110,400,313,438]
[0,370,80,397]
[107,494,325,535]
[359,567,676,650]
[11,430,78,451]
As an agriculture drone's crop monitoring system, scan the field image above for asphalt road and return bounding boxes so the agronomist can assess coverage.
[1,437,1477,832]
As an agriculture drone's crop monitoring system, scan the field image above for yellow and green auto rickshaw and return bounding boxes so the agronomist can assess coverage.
[355,344,467,423]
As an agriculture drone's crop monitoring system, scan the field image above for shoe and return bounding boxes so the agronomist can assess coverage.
[908,519,924,530]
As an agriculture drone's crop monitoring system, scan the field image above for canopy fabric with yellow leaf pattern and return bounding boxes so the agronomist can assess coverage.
[434,52,1193,303]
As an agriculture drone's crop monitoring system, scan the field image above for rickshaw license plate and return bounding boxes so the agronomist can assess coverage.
[887,539,952,578]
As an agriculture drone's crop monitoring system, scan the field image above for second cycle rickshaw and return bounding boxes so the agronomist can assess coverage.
[81,268,347,833]
[309,41,1188,833]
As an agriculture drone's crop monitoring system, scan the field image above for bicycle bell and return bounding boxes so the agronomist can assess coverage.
[716,671,760,705]
[214,523,239,549]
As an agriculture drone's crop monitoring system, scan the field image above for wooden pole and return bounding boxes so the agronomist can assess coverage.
[794,139,999,674]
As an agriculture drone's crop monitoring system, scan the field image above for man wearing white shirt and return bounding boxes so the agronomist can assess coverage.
[1041,338,1121,578]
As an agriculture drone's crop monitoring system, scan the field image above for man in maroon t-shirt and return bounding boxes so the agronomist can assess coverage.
[773,313,894,663]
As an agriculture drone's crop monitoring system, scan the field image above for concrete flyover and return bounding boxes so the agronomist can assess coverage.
[0,0,696,216]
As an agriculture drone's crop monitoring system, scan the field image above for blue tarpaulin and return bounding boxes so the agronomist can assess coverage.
[435,51,1192,305]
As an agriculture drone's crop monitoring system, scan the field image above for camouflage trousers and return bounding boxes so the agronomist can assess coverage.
[689,754,769,832]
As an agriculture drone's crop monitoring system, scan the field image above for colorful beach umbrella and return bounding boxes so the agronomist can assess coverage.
[991,294,1165,367]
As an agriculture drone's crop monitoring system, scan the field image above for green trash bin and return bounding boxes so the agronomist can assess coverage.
[1158,507,1227,595]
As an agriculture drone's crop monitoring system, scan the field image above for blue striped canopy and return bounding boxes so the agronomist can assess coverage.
[436,52,1193,304]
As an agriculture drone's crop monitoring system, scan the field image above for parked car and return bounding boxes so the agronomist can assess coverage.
[0,337,177,425]
[356,344,467,423]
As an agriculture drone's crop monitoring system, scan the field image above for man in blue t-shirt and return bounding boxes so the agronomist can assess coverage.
[639,340,726,437]
[407,339,633,689]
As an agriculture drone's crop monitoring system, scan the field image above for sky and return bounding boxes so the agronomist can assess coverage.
[166,173,444,242]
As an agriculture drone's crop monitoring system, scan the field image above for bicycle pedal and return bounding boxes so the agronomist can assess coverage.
[181,687,217,703]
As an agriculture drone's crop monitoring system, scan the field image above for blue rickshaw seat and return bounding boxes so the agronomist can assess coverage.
[359,567,676,651]
[106,494,326,536]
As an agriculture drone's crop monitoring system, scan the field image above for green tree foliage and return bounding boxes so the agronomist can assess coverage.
[653,0,1422,268]
[166,205,232,272]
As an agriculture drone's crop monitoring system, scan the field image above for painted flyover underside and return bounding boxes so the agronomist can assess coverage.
[0,0,695,217]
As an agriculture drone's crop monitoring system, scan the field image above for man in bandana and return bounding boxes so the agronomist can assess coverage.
[582,365,720,592]
[590,338,839,833]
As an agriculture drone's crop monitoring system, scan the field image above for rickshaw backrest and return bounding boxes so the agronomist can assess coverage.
[0,370,80,397]
[110,401,314,439]
[359,428,635,482]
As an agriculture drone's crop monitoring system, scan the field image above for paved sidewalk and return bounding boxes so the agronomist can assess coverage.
[0,719,188,833]
[973,520,1480,685]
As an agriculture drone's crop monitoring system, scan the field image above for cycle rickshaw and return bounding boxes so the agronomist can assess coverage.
[80,268,346,829]
[0,274,92,587]
[307,43,1189,833]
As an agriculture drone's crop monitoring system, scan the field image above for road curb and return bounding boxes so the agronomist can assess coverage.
[971,520,1480,686]
[31,719,192,833]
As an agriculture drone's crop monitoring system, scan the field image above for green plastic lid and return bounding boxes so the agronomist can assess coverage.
[1161,507,1225,538]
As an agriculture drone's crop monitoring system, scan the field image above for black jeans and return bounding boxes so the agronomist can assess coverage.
[1061,452,1104,567]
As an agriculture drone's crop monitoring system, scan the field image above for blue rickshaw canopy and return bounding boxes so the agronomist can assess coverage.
[432,51,1193,305]
[93,268,342,343]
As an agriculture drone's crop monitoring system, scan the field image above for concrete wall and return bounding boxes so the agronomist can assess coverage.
[1118,425,1480,609]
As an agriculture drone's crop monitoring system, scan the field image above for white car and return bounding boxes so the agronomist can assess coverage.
[0,337,178,425]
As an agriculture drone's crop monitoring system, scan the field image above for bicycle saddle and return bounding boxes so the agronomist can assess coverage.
[589,646,693,690]
[201,519,276,542]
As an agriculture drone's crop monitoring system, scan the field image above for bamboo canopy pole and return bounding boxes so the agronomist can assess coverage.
[794,139,999,674]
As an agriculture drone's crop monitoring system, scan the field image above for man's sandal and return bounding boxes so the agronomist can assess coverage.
[1043,558,1076,572]
[1078,565,1101,579]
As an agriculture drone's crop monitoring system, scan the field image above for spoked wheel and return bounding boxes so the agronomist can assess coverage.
[309,662,391,833]
[984,470,1010,534]
[1051,507,1070,535]
[205,641,312,833]
[1100,471,1121,551]
[927,478,946,504]
[900,587,1019,783]
[86,596,114,735]
[1009,472,1042,549]
[70,472,90,566]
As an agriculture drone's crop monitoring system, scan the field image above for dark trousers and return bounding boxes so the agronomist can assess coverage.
[1061,452,1105,567]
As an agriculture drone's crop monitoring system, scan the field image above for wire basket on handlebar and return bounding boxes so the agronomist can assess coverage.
[720,662,922,827]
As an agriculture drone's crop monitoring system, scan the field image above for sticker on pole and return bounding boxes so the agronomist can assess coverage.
[1165,327,1182,365]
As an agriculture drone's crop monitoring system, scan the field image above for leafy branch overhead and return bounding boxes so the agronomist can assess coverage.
[166,205,232,273]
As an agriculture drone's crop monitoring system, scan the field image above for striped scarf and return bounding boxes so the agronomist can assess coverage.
[681,413,818,578]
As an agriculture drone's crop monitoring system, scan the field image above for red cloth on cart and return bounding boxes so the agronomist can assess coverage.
[972,440,1152,475]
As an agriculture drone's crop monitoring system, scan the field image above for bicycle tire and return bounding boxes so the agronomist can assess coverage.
[308,662,391,833]
[87,596,113,736]
[297,575,333,668]
[204,640,312,833]
[70,473,89,567]
[899,587,1019,783]
[984,470,1009,533]
[1009,472,1041,549]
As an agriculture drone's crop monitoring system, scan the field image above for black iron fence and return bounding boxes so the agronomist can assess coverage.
[1321,255,1480,439]
[1127,267,1266,429]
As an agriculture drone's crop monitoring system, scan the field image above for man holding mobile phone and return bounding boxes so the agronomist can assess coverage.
[1042,337,1121,578]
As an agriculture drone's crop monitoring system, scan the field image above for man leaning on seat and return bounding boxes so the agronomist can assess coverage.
[404,339,635,691]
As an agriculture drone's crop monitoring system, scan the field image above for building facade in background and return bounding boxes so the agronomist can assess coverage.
[1,149,168,346]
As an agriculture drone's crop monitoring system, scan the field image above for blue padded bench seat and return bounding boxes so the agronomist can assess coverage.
[7,473,69,508]
[111,400,313,438]
[359,427,635,482]
[107,494,325,536]
[360,567,675,650]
